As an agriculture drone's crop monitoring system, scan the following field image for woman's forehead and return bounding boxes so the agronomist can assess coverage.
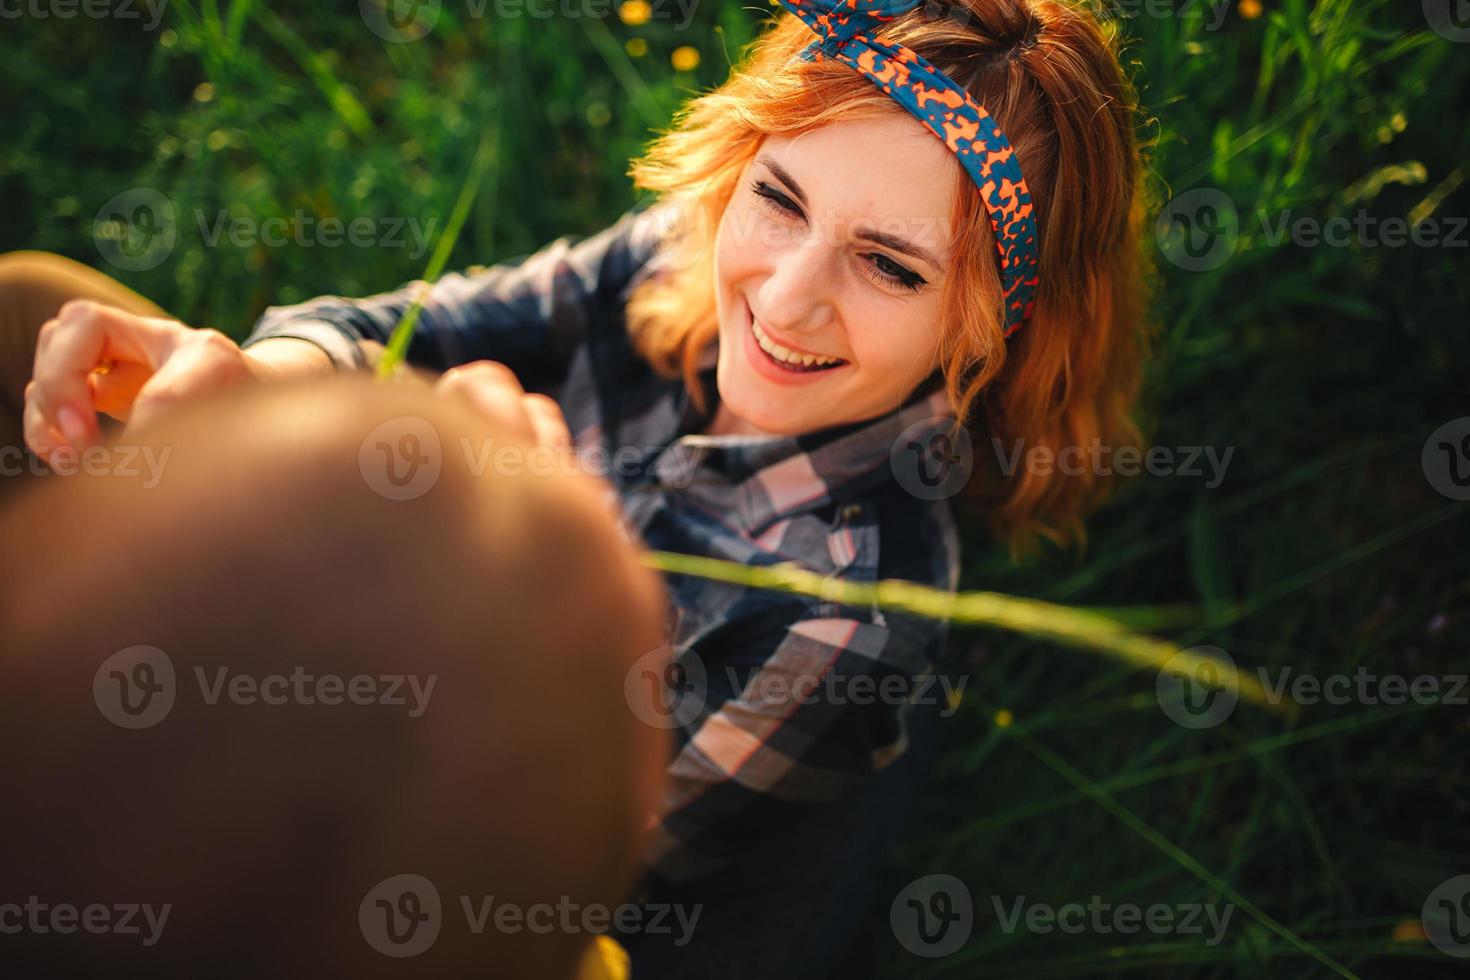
[758,118,957,245]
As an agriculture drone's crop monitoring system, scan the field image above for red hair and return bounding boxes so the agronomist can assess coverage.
[626,0,1154,554]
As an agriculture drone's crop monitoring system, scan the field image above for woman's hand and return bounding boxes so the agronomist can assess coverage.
[435,360,574,452]
[23,300,271,464]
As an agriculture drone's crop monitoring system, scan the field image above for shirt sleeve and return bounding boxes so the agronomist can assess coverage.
[642,605,944,882]
[241,203,670,384]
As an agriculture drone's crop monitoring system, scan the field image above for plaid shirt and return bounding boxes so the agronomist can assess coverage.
[244,204,962,883]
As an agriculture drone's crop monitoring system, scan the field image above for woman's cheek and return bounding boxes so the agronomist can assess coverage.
[853,323,939,406]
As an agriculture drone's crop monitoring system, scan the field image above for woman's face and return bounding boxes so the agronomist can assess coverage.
[711,115,958,437]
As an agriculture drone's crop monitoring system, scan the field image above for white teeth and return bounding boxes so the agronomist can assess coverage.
[752,319,841,368]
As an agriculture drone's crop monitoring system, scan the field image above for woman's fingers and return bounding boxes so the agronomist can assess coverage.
[25,299,260,467]
[28,300,182,454]
[436,361,536,444]
[127,329,257,433]
[88,360,154,421]
[435,363,578,475]
[21,382,67,463]
[522,392,573,452]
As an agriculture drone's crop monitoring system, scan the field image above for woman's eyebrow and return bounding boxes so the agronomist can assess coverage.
[854,227,945,271]
[756,155,808,208]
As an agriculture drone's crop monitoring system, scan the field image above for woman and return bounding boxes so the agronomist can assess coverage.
[10,0,1150,974]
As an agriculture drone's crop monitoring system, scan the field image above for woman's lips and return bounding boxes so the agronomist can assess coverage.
[741,298,849,386]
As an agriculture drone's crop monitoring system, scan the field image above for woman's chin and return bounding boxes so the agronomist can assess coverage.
[711,382,794,437]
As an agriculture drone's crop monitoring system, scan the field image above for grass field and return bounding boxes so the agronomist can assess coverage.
[5,1,1469,976]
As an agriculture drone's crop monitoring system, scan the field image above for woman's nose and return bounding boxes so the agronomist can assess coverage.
[755,237,838,336]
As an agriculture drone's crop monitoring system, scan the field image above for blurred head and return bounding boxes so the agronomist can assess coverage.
[0,376,671,978]
[627,0,1154,551]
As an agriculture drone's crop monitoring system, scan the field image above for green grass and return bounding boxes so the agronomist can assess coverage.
[4,1,1468,976]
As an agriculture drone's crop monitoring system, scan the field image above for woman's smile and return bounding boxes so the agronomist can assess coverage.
[741,295,851,385]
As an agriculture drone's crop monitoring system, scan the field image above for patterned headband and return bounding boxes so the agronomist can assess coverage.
[775,0,1040,335]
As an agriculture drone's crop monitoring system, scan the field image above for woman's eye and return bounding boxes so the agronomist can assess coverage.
[749,179,926,293]
[868,252,926,292]
[751,180,801,218]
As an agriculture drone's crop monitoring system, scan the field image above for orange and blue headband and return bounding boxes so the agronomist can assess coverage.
[776,0,1040,335]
